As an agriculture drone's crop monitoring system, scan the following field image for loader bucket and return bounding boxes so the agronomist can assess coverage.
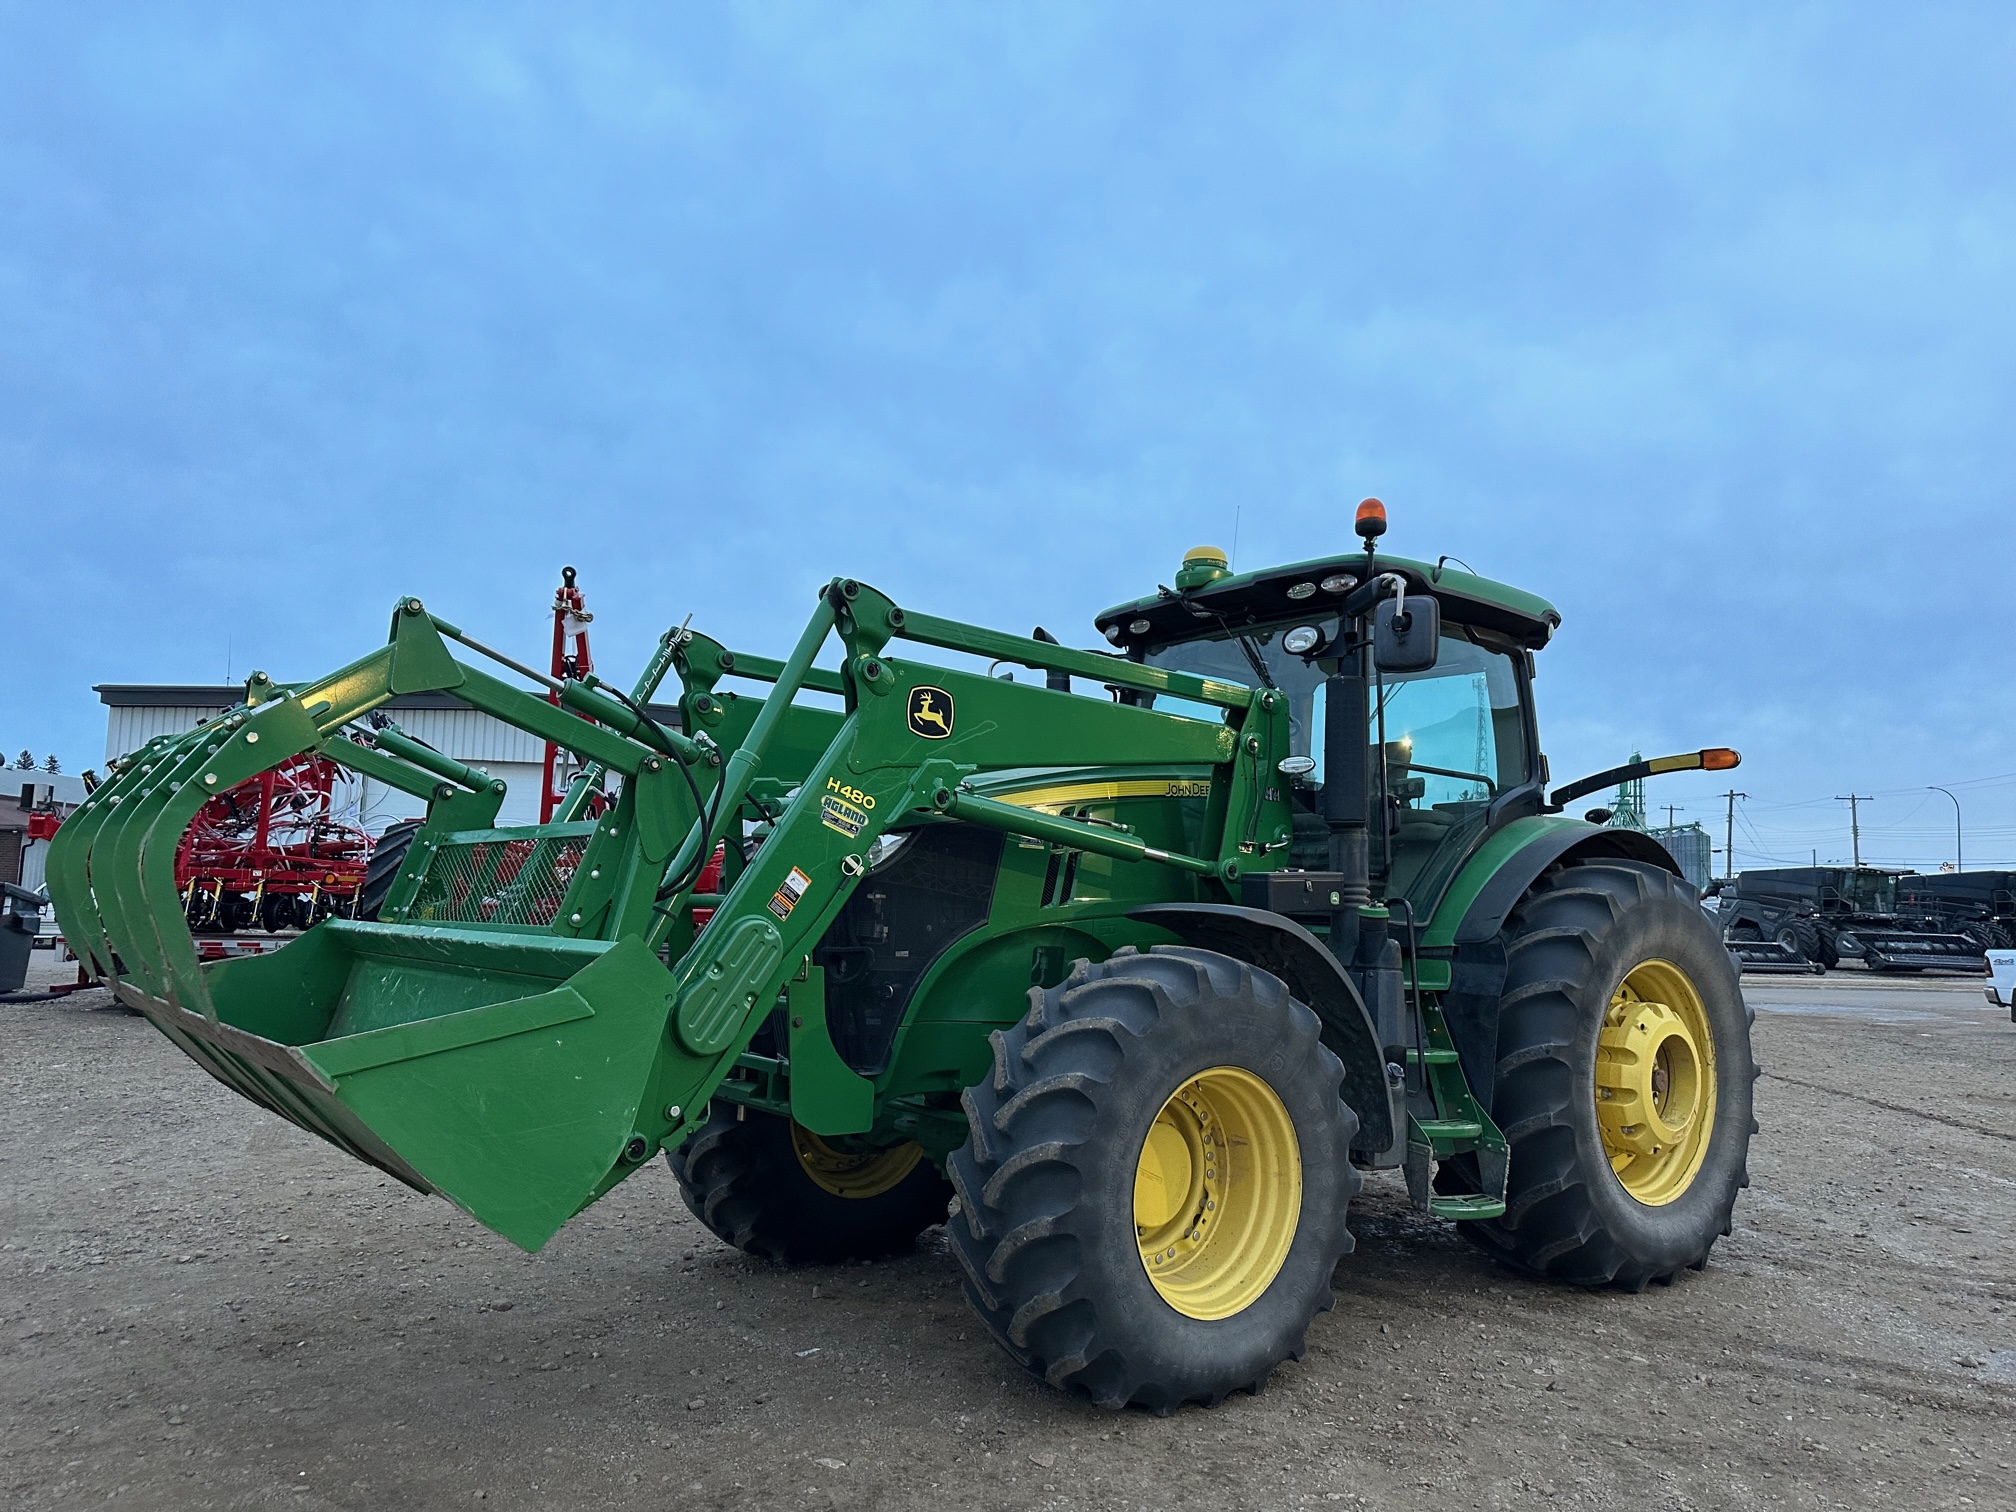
[123,922,678,1250]
[43,631,697,1251]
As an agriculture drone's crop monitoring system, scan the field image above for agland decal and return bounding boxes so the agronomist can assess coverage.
[820,777,875,838]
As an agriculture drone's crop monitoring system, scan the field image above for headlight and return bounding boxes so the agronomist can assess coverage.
[1282,625,1324,655]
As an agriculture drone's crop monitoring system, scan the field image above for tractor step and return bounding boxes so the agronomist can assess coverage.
[1429,1194,1506,1221]
[1410,1117,1483,1145]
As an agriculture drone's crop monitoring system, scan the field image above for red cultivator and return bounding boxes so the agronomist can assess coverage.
[177,752,371,932]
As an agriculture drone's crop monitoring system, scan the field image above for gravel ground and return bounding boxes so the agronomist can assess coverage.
[3,950,2013,1511]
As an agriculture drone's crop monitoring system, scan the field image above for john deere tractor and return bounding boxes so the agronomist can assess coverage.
[47,502,1756,1411]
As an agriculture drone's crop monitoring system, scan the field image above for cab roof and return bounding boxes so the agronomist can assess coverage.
[1094,549,1562,654]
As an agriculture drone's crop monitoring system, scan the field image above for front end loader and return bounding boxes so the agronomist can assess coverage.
[48,503,1758,1410]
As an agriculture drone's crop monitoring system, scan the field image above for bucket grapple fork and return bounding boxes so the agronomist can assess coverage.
[47,579,1284,1252]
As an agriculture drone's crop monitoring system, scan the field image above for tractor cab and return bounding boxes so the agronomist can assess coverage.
[1094,534,1560,923]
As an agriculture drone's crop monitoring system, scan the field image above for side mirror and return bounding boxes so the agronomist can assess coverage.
[1373,595,1439,673]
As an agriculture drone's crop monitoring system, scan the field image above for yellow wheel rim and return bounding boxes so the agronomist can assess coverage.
[1596,959,1718,1206]
[789,1125,924,1200]
[1133,1067,1301,1321]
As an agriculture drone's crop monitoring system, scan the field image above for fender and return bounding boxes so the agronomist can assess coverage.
[1427,816,1683,1104]
[1129,903,1393,1155]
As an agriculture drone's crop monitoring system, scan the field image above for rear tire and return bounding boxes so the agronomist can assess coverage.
[947,946,1360,1412]
[1451,861,1757,1289]
[667,1105,952,1264]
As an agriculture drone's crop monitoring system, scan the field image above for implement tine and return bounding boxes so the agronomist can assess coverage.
[45,737,172,980]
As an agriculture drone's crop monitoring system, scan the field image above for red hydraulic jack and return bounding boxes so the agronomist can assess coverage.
[538,566,595,823]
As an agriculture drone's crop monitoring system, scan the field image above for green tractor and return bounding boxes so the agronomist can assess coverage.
[47,502,1756,1411]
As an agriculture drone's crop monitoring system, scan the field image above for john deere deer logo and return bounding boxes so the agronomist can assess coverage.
[907,686,955,740]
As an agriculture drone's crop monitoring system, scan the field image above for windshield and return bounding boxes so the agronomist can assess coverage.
[1145,623,1531,906]
[1143,626,1529,789]
[1837,871,1896,913]
[1142,628,1326,749]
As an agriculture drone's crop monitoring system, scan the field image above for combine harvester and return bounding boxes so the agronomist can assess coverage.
[1716,866,1987,975]
[1897,870,2016,952]
[46,505,1759,1410]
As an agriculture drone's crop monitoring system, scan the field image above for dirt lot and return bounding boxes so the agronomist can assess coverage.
[3,952,2013,1512]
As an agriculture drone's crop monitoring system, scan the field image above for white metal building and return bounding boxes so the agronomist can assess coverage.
[3,771,87,893]
[98,685,680,833]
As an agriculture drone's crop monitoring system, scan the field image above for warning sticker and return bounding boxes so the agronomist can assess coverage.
[767,866,812,921]
[820,794,869,839]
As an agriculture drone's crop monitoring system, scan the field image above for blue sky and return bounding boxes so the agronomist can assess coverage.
[3,5,2012,868]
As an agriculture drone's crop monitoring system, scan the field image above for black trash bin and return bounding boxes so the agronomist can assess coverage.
[1,882,45,993]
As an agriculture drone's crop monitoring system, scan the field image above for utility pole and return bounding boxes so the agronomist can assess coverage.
[1720,790,1747,884]
[1663,803,1681,831]
[1835,795,1870,868]
[1928,786,1962,872]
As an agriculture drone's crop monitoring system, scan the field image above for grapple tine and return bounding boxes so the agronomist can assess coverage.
[97,723,239,1006]
[48,730,189,980]
[67,729,205,996]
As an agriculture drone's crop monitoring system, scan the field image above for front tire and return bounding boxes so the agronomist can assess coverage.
[668,1106,952,1263]
[1775,918,1822,966]
[356,819,422,921]
[1454,861,1757,1289]
[947,946,1360,1412]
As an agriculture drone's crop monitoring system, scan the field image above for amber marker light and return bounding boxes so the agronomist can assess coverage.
[1354,497,1388,539]
[1701,747,1741,771]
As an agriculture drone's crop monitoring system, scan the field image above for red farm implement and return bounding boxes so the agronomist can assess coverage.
[177,752,371,933]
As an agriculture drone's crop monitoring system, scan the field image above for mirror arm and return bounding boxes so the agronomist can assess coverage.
[1547,748,1742,811]
[1340,572,1404,620]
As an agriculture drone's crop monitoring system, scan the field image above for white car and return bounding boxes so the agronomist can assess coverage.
[1987,950,2016,1022]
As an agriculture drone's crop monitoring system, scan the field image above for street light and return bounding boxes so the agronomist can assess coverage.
[1928,786,1962,873]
